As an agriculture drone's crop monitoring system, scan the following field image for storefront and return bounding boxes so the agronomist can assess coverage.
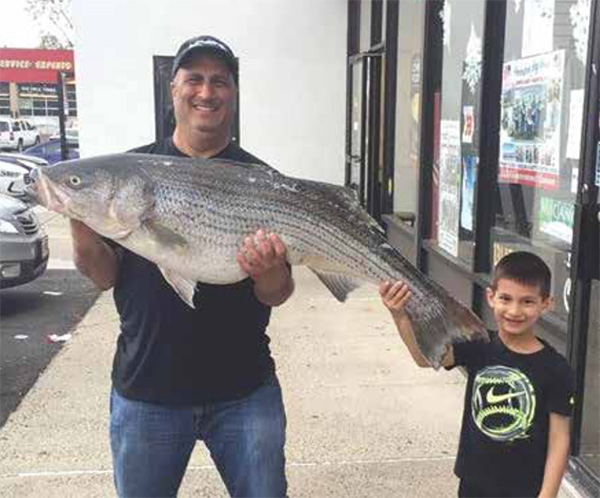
[347,0,599,494]
[0,48,77,137]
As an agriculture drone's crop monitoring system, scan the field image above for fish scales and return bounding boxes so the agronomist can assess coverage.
[23,153,488,367]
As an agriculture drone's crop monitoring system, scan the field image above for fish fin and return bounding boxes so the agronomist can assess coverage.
[146,221,188,249]
[159,267,197,308]
[309,268,362,302]
[406,292,489,370]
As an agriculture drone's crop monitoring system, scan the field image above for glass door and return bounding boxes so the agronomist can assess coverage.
[348,59,366,205]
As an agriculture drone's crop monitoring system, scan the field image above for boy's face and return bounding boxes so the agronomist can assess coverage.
[486,278,553,337]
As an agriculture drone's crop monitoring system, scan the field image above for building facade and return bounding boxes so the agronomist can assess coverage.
[0,48,77,137]
[72,0,598,494]
[350,0,598,494]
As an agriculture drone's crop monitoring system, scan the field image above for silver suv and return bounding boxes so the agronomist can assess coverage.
[0,118,41,152]
[0,194,49,288]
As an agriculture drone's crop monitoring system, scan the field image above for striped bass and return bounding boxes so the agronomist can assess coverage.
[23,153,488,367]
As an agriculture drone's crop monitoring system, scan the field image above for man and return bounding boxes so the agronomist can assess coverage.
[71,35,294,497]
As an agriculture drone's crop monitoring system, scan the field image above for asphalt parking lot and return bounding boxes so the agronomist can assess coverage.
[0,210,101,428]
[0,268,100,428]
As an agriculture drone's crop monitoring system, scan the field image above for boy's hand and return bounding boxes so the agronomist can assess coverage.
[379,280,412,316]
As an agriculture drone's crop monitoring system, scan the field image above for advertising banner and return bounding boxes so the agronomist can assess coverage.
[498,50,565,190]
[438,120,461,256]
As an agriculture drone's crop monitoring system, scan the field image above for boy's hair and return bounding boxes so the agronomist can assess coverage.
[492,251,552,298]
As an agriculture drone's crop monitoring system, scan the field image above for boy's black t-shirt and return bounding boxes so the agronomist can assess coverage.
[449,331,574,497]
[110,138,277,405]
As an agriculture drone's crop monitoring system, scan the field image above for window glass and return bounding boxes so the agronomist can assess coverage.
[360,0,372,51]
[430,0,486,264]
[392,0,426,228]
[0,83,10,116]
[580,280,600,476]
[0,122,8,132]
[492,0,593,324]
[18,83,59,118]
[66,82,77,117]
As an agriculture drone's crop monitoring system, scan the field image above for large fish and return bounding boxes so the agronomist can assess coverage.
[23,153,488,367]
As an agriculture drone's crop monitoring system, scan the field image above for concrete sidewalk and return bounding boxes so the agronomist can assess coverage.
[0,268,575,497]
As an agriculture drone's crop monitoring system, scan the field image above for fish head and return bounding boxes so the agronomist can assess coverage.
[24,155,155,239]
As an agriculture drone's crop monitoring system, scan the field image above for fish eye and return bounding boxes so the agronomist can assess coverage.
[69,175,82,186]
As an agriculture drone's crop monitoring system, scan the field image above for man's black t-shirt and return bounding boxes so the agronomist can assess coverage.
[449,331,574,497]
[110,138,276,404]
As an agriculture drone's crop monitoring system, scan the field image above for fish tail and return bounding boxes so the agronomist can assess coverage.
[406,292,489,369]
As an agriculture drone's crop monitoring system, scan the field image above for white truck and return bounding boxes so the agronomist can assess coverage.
[0,118,41,152]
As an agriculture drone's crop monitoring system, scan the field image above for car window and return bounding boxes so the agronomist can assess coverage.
[12,122,21,131]
[47,141,61,154]
[0,122,8,132]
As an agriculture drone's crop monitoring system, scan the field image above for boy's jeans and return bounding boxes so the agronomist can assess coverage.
[110,374,287,497]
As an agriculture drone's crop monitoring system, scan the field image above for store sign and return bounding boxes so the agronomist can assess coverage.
[0,48,74,84]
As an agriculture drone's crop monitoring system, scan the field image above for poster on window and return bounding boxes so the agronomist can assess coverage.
[538,196,574,244]
[460,156,478,231]
[498,50,565,190]
[521,0,554,58]
[438,120,461,256]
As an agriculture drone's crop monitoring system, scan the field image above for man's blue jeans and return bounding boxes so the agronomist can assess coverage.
[110,374,287,497]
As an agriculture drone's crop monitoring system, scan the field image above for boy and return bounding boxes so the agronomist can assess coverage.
[380,251,574,498]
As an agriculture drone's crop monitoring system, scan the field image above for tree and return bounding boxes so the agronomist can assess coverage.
[25,0,74,49]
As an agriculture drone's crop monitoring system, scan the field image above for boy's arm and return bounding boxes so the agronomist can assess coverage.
[380,281,454,368]
[538,413,571,498]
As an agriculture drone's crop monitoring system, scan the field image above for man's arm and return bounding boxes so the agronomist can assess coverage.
[379,281,454,368]
[236,229,294,307]
[70,220,120,290]
[538,413,571,498]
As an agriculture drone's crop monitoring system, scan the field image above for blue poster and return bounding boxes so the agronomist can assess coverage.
[460,156,478,231]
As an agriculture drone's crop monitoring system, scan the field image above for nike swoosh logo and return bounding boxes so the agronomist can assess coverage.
[486,387,526,404]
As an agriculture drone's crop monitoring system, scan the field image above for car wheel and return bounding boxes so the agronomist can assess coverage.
[17,139,23,152]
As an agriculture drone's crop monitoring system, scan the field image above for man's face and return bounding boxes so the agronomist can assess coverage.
[171,53,237,139]
[486,278,552,337]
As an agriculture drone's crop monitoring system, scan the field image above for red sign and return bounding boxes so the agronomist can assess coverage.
[0,48,75,84]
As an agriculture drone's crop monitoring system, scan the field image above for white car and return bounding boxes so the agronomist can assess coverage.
[0,118,41,152]
[0,153,48,199]
[0,160,30,199]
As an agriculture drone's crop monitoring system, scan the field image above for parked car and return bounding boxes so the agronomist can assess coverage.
[0,118,41,152]
[0,160,31,199]
[0,153,47,200]
[0,152,49,169]
[24,137,79,165]
[0,194,49,289]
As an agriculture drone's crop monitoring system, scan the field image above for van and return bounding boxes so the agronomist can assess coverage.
[0,118,41,152]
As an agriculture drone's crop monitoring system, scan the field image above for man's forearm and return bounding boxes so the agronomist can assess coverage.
[70,220,120,290]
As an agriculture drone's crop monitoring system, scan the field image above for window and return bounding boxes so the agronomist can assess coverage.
[492,0,594,323]
[430,0,486,265]
[18,84,60,117]
[392,0,426,228]
[0,83,10,116]
[66,82,77,117]
[0,122,8,132]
